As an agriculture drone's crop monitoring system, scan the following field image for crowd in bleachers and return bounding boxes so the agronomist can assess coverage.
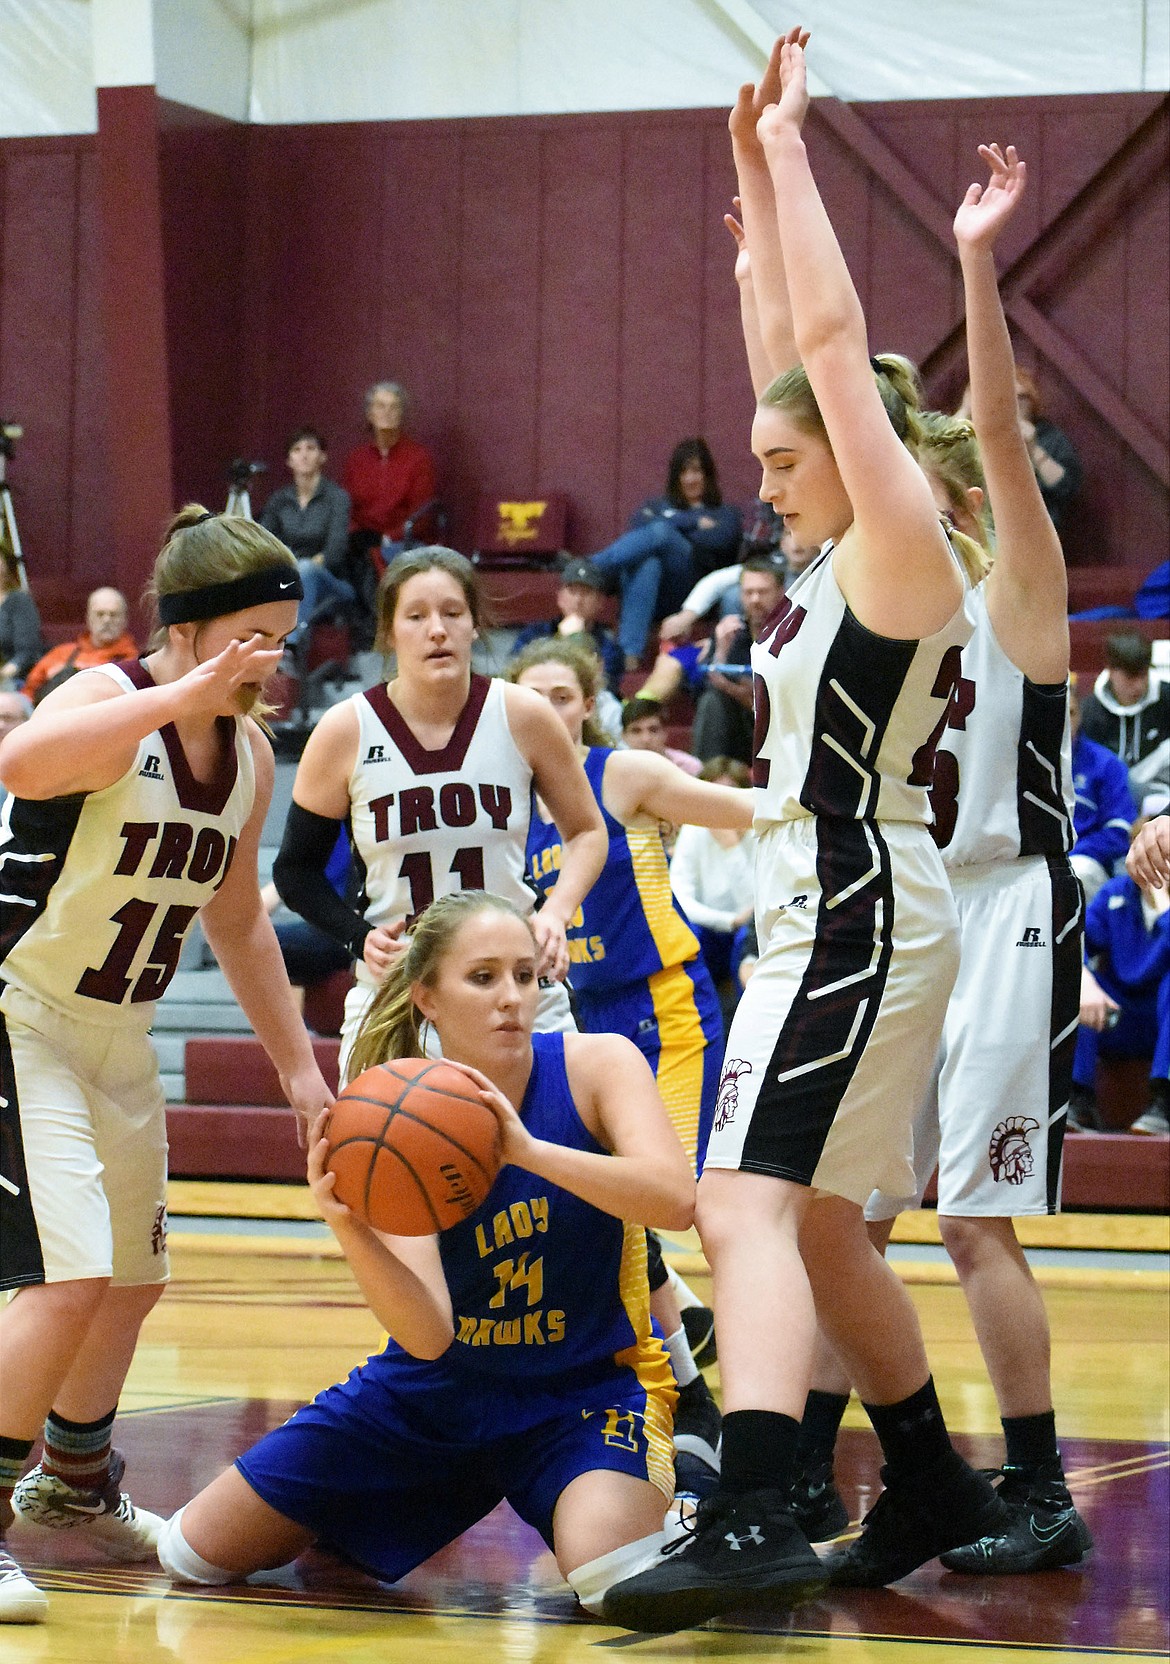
[1,365,1165,1137]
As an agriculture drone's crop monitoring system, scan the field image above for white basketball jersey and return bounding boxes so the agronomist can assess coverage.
[932,583,1074,869]
[750,545,973,825]
[0,662,254,1025]
[348,674,536,989]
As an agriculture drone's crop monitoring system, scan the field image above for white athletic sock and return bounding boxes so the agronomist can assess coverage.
[566,1530,668,1615]
[666,1265,702,1310]
[663,1325,700,1390]
[156,1509,237,1585]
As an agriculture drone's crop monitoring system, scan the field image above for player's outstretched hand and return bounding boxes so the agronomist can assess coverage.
[530,909,569,982]
[953,143,1027,251]
[282,1060,333,1149]
[1127,814,1170,892]
[443,1061,536,1171]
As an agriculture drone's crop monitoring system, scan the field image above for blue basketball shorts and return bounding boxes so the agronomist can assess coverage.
[235,1352,675,1583]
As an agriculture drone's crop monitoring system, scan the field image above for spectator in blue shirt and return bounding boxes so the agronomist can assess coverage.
[1069,679,1137,903]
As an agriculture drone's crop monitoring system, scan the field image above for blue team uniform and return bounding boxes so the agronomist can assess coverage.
[234,1033,676,1581]
[526,747,723,1173]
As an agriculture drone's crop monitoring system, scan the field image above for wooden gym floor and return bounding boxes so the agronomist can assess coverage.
[4,1182,1167,1663]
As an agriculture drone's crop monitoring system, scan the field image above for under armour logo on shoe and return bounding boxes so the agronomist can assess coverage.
[724,1525,765,1550]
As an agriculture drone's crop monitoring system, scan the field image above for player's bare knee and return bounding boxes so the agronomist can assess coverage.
[9,1276,111,1329]
[938,1213,1016,1274]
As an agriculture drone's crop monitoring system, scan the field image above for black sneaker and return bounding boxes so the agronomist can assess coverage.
[939,1467,1092,1574]
[791,1456,850,1542]
[681,1303,718,1368]
[601,1489,826,1632]
[673,1374,721,1472]
[1066,1086,1104,1134]
[824,1452,1007,1587]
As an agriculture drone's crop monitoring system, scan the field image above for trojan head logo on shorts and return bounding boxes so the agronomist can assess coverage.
[988,1116,1040,1185]
[714,1059,753,1133]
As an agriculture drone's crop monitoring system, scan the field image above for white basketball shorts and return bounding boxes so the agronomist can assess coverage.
[867,853,1083,1220]
[0,984,169,1290]
[704,816,960,1206]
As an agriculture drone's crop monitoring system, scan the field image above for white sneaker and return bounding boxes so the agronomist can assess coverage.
[12,1452,164,1563]
[0,1547,47,1623]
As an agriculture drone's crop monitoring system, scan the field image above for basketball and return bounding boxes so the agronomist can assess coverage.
[325,1058,502,1235]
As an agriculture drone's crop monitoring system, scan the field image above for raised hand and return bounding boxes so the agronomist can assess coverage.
[729,28,808,149]
[953,143,1027,251]
[758,34,810,145]
[724,200,751,286]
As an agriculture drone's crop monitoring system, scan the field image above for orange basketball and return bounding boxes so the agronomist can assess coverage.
[325,1058,502,1235]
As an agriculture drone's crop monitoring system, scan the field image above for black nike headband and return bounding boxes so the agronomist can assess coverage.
[157,564,304,626]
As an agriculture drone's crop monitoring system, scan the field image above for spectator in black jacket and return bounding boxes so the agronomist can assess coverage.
[1079,632,1169,804]
[959,367,1081,535]
[259,427,352,642]
[586,439,743,666]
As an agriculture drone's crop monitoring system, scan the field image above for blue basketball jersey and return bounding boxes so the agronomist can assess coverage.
[526,748,700,994]
[374,1031,671,1393]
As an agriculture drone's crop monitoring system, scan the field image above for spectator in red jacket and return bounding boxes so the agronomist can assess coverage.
[342,382,437,574]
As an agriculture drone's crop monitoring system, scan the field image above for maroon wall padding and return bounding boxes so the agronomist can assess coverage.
[3,93,1166,620]
[0,131,112,622]
[166,1100,1168,1204]
[167,1103,306,1181]
[95,86,176,618]
[185,1035,341,1104]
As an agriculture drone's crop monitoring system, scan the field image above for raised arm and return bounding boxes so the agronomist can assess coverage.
[729,29,807,386]
[0,638,282,799]
[954,144,1068,683]
[757,40,956,637]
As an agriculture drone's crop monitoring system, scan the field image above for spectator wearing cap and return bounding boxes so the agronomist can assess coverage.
[639,555,785,766]
[1078,632,1169,803]
[511,558,625,694]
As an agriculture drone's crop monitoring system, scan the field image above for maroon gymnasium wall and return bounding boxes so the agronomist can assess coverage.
[0,92,1165,621]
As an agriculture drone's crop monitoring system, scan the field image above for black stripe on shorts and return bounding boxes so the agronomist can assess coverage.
[1045,855,1085,1214]
[0,1001,46,1289]
[740,818,896,1183]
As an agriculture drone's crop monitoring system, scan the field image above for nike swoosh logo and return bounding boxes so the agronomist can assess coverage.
[1029,1513,1073,1543]
[61,1500,107,1516]
[279,581,296,591]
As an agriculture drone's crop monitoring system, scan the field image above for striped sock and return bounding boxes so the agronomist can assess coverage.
[41,1409,116,1495]
[0,1435,36,1531]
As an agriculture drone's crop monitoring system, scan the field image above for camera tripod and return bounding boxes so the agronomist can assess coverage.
[225,458,267,520]
[0,423,29,590]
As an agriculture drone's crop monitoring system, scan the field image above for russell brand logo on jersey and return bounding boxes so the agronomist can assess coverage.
[138,754,164,780]
[1016,926,1045,947]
